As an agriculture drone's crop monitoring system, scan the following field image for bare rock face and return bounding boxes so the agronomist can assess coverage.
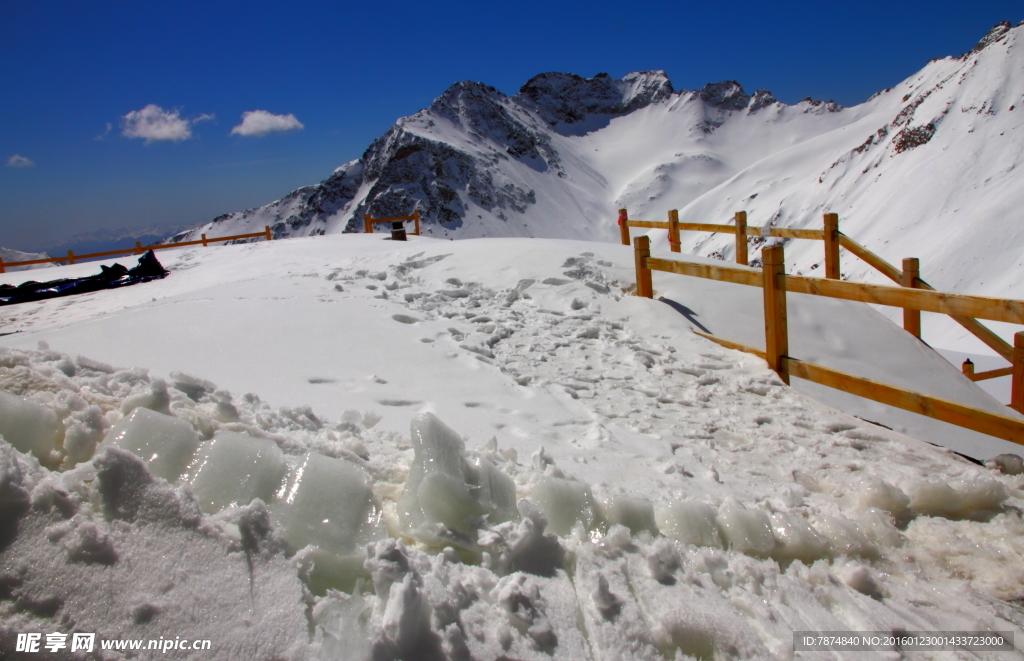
[515,71,675,126]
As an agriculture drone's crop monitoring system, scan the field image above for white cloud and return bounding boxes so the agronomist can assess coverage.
[230,110,304,137]
[121,104,193,143]
[94,122,112,141]
[6,154,35,168]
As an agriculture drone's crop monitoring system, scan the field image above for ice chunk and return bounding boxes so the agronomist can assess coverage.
[465,455,518,524]
[529,476,595,537]
[398,414,519,541]
[904,477,1008,519]
[120,377,172,415]
[103,408,200,482]
[813,514,877,559]
[858,508,905,547]
[397,413,482,541]
[272,451,384,555]
[986,453,1024,475]
[856,478,911,524]
[716,501,774,557]
[0,390,62,461]
[769,512,830,563]
[953,477,1009,514]
[655,501,722,548]
[598,494,658,535]
[188,431,287,513]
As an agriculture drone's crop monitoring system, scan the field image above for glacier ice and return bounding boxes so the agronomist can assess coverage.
[529,476,595,537]
[272,451,385,555]
[188,431,287,513]
[0,390,62,461]
[103,407,200,482]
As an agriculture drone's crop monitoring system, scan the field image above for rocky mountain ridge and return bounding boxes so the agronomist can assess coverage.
[167,68,841,245]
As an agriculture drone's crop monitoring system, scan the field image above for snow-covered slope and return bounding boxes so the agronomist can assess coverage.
[1,235,1023,659]
[171,22,1024,354]
[0,246,53,272]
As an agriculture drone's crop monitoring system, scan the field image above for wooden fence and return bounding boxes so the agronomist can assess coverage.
[364,211,421,236]
[0,226,273,274]
[621,209,1019,383]
[632,232,1024,445]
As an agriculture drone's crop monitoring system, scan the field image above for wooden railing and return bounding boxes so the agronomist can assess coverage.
[632,235,1024,445]
[364,211,420,236]
[0,226,273,274]
[621,209,1018,382]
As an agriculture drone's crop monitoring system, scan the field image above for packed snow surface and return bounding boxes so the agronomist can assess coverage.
[1,235,1023,660]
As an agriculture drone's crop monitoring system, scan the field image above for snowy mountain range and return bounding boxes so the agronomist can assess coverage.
[28,223,193,258]
[170,22,1024,317]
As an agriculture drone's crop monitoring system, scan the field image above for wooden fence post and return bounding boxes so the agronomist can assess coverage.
[135,241,143,255]
[735,211,748,265]
[264,226,272,241]
[1013,331,1024,413]
[962,359,975,379]
[0,258,5,274]
[201,233,208,247]
[668,209,681,253]
[618,209,630,246]
[413,210,421,235]
[67,250,76,265]
[634,236,653,298]
[824,213,840,279]
[364,214,372,233]
[902,257,921,338]
[762,244,789,384]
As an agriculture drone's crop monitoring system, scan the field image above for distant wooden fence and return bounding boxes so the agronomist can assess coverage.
[364,211,420,236]
[0,226,273,274]
[631,221,1024,445]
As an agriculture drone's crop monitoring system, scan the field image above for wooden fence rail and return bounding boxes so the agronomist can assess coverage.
[0,227,273,274]
[633,235,1024,444]
[621,209,1020,384]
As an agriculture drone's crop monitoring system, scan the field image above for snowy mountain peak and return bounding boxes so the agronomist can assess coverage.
[968,20,1014,55]
[693,80,751,110]
[515,70,675,126]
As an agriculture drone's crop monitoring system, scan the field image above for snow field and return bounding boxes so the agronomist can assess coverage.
[2,236,1024,659]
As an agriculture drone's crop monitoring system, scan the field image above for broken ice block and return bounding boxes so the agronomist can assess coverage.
[103,408,200,482]
[398,413,482,540]
[188,431,286,513]
[397,413,520,544]
[814,514,878,559]
[598,494,658,535]
[272,451,384,554]
[465,455,518,524]
[716,501,774,557]
[530,476,595,537]
[0,390,62,460]
[655,501,722,548]
[769,512,830,563]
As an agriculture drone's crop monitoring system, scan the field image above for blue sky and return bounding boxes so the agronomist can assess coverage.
[1,0,1020,251]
